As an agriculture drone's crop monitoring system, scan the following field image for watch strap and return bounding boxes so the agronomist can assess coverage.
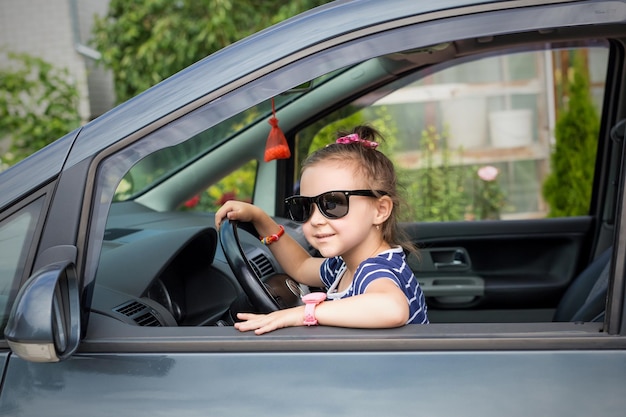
[304,302,319,326]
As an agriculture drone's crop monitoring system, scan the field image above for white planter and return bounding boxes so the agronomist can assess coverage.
[441,98,487,149]
[489,109,533,148]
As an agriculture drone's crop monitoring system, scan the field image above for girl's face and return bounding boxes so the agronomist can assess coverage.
[299,160,385,263]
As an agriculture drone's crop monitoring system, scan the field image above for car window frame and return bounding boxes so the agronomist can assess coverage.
[77,3,626,348]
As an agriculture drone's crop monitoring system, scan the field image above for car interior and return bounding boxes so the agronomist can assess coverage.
[84,22,624,336]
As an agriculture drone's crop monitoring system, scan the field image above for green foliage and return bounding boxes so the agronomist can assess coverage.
[543,52,599,217]
[402,126,472,222]
[92,0,331,103]
[0,52,81,166]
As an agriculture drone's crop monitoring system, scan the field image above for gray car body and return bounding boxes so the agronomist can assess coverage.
[2,0,626,415]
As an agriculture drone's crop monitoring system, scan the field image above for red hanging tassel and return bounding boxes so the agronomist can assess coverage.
[264,98,291,162]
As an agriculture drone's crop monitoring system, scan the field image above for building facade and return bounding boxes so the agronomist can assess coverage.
[0,0,114,124]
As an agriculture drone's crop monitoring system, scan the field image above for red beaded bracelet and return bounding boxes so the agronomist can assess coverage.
[260,225,285,245]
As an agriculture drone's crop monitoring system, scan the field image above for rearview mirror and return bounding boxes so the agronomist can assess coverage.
[4,261,80,362]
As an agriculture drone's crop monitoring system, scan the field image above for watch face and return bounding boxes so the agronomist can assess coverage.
[302,292,326,303]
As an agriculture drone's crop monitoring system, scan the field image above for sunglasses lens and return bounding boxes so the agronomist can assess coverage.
[320,192,349,218]
[286,197,312,222]
[286,192,353,222]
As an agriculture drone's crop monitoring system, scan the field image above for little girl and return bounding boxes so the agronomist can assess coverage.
[215,125,428,334]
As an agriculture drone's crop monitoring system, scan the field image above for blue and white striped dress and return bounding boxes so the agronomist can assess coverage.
[320,247,429,324]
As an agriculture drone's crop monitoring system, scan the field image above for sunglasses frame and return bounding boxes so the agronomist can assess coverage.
[284,189,387,223]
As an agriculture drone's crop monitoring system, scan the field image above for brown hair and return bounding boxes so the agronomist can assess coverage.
[301,125,416,254]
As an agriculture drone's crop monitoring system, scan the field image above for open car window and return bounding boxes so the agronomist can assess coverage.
[83,7,622,340]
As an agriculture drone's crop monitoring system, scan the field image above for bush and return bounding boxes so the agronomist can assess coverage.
[0,52,81,166]
[542,52,599,217]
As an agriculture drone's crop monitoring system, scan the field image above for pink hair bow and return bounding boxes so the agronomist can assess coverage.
[335,133,378,149]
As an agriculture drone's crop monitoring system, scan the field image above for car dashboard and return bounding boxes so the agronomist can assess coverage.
[91,201,310,327]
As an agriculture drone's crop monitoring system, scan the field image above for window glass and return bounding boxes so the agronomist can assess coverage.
[297,45,608,222]
[112,106,264,202]
[0,198,44,333]
[111,71,344,203]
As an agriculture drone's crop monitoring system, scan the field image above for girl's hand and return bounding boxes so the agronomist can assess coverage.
[234,306,306,335]
[214,200,261,228]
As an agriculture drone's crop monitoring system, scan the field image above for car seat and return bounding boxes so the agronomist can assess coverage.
[552,247,612,322]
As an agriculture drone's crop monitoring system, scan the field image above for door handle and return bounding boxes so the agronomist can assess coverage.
[435,259,467,269]
[433,249,469,270]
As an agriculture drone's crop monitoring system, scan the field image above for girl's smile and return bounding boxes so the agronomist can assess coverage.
[313,231,335,240]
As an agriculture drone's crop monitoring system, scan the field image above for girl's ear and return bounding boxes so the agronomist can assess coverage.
[374,195,393,225]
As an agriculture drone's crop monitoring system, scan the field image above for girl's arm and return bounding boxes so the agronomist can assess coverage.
[234,279,409,335]
[215,200,323,287]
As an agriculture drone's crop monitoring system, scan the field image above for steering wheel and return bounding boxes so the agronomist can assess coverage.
[219,220,281,313]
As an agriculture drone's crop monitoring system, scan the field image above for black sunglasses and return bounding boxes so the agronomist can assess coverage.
[284,190,387,223]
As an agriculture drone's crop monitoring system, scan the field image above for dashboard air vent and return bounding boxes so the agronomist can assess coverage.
[114,300,162,327]
[250,253,275,278]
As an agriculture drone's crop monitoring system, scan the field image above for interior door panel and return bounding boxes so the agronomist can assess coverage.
[403,216,595,322]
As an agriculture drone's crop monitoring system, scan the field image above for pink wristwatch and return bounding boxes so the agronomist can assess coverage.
[302,292,326,326]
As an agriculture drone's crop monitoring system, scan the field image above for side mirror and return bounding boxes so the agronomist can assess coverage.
[4,261,80,362]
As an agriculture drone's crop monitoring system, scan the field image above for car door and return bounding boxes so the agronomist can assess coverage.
[3,1,626,416]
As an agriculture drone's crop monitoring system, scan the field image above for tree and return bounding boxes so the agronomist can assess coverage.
[542,51,600,217]
[0,52,81,167]
[91,0,331,103]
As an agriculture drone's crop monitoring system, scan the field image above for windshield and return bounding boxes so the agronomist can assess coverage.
[113,99,271,201]
[113,71,344,202]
